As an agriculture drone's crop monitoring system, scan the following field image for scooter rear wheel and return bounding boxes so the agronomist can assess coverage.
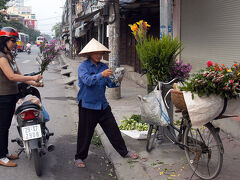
[32,149,42,176]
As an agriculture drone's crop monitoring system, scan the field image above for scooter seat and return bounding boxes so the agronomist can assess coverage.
[16,101,41,115]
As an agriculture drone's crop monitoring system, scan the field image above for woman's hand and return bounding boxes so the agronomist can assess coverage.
[102,69,113,77]
[32,74,43,82]
[34,82,44,87]
[27,81,44,87]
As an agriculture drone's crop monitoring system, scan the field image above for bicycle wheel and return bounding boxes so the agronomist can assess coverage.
[183,122,223,180]
[146,125,159,152]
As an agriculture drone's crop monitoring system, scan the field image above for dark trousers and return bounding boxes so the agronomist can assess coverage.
[75,103,128,160]
[0,94,17,158]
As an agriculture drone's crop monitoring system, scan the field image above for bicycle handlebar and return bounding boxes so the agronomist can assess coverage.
[141,69,184,84]
[161,77,183,86]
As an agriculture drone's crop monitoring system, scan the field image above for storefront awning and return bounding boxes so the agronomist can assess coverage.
[75,9,101,22]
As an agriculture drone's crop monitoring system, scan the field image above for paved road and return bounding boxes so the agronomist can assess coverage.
[0,46,117,180]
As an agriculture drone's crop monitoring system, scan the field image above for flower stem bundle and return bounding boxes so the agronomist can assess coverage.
[37,39,60,75]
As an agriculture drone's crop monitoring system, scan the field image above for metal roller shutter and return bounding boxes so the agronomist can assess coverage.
[181,0,240,72]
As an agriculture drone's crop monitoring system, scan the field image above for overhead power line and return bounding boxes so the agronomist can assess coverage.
[38,23,61,26]
[37,16,62,21]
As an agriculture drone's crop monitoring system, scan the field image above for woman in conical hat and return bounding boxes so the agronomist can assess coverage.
[78,38,111,56]
[75,38,138,168]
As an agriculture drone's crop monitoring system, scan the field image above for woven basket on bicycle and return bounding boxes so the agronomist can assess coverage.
[170,90,187,110]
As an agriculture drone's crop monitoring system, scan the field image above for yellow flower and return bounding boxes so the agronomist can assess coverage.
[129,20,150,43]
[137,20,143,25]
[129,24,138,32]
[131,24,138,31]
[145,21,151,27]
[227,69,232,72]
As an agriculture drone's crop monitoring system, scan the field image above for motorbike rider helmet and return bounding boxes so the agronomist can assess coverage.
[0,27,19,39]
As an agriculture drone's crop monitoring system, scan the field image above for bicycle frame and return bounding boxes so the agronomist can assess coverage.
[146,79,224,179]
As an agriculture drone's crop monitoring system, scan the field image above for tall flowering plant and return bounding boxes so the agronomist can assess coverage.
[129,20,185,85]
[181,61,240,99]
[37,39,60,75]
[129,20,150,45]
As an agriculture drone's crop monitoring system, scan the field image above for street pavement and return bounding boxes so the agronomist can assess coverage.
[0,47,117,180]
[60,54,240,180]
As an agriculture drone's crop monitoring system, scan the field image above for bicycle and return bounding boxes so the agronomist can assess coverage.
[145,78,224,180]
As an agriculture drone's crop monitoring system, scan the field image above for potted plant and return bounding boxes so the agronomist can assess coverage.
[129,20,188,92]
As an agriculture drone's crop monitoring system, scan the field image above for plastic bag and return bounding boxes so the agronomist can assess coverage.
[109,67,125,86]
[138,84,169,126]
[42,106,50,122]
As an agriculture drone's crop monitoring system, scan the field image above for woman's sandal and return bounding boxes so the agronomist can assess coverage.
[0,158,17,167]
[74,159,86,168]
[125,151,138,159]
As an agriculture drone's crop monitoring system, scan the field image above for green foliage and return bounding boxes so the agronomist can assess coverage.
[0,0,10,9]
[51,23,61,39]
[118,114,149,131]
[0,0,10,27]
[136,34,183,85]
[91,132,102,147]
[41,33,52,42]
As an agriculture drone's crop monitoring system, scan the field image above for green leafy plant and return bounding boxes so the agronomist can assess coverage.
[181,61,240,99]
[129,20,184,85]
[136,35,183,85]
[118,114,149,131]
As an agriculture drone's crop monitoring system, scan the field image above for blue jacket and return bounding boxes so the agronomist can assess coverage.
[77,59,117,110]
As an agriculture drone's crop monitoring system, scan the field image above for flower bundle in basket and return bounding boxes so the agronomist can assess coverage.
[175,61,240,127]
[181,61,240,99]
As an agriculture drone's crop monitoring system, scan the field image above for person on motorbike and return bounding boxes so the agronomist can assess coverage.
[0,27,43,167]
[26,42,31,53]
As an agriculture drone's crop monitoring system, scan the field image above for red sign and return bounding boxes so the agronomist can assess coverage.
[24,19,36,29]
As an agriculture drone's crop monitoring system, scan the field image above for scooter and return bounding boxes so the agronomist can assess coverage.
[11,72,54,176]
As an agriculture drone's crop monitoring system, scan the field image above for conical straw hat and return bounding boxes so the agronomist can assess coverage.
[79,38,110,56]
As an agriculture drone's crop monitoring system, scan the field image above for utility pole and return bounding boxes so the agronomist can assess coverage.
[108,0,121,99]
[160,0,173,38]
[69,0,73,58]
[159,0,175,142]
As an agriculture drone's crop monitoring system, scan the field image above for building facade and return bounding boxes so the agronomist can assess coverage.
[6,6,37,30]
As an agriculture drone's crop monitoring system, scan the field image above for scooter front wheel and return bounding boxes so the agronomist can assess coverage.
[32,149,42,176]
